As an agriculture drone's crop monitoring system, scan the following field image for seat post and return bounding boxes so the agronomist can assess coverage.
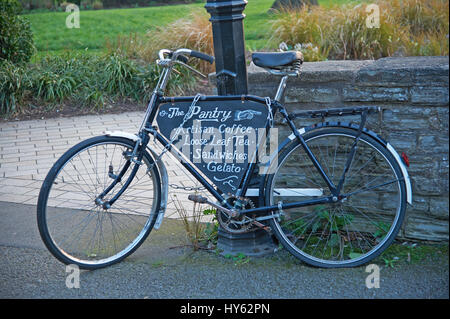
[274,75,289,102]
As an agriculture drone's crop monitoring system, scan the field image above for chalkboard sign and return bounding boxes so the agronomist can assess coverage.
[156,98,270,194]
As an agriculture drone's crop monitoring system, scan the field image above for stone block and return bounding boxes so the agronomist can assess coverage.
[410,86,449,105]
[285,87,341,103]
[247,60,371,84]
[408,195,430,214]
[343,86,408,102]
[412,176,444,196]
[381,107,432,130]
[356,56,449,87]
[384,131,416,151]
[404,216,449,241]
[217,227,278,257]
[429,197,449,219]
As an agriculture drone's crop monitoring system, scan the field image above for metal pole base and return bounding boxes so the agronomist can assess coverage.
[216,227,278,257]
[205,0,278,258]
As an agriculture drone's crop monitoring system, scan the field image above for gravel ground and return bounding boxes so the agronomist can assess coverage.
[0,201,448,299]
[0,245,448,299]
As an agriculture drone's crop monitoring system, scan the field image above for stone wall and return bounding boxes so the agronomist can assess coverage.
[247,56,449,242]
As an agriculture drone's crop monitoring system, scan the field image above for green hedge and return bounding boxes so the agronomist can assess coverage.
[0,52,196,115]
[19,0,202,10]
[0,0,35,64]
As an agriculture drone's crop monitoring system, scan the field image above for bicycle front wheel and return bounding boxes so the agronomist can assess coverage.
[37,136,161,270]
[265,126,407,268]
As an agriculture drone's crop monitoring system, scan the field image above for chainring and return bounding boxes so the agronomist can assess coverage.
[216,196,256,234]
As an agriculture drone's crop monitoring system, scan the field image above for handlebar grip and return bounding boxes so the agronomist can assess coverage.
[190,50,215,64]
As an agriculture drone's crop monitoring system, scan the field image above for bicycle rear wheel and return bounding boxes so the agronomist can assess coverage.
[37,136,161,270]
[265,126,407,268]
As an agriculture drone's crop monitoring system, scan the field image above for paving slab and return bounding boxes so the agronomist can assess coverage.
[0,112,209,219]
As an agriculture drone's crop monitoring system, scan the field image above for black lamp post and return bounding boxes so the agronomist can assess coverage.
[205,0,248,95]
[205,0,277,256]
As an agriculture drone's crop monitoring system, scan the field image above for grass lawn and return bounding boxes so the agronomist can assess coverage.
[25,2,206,57]
[25,0,362,59]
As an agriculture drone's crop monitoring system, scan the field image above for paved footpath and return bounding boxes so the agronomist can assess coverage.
[0,112,206,220]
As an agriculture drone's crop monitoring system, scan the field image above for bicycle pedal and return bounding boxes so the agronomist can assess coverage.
[188,194,208,204]
[252,220,271,232]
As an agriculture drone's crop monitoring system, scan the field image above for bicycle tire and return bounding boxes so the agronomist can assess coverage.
[265,126,407,268]
[37,135,162,270]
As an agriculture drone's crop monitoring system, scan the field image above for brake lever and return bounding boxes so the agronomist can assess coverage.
[173,60,207,79]
[156,59,171,67]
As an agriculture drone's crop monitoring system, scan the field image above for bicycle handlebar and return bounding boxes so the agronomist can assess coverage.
[159,48,215,65]
[189,50,215,64]
[168,52,189,64]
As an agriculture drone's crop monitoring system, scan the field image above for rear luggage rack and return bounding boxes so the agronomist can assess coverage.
[288,106,380,120]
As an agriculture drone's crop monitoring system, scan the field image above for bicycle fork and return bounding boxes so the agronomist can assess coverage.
[95,132,150,210]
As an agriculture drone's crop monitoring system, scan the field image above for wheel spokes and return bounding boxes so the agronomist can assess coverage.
[272,133,403,265]
[44,140,158,265]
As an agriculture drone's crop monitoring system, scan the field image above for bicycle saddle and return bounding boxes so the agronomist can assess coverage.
[252,51,304,69]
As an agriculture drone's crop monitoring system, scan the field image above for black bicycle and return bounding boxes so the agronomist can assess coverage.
[37,48,412,269]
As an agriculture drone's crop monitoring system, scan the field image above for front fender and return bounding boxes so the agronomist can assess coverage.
[104,131,169,229]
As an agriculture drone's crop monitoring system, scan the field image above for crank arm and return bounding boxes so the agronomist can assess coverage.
[251,213,283,232]
[187,194,238,217]
[251,220,270,232]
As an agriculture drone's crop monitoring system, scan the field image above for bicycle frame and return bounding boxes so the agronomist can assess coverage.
[137,88,340,217]
[107,49,371,217]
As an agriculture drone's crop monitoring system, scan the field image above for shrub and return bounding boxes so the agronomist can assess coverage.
[108,10,215,75]
[271,2,405,60]
[92,1,103,10]
[389,0,449,56]
[101,52,193,101]
[148,10,214,75]
[270,0,449,61]
[0,60,30,114]
[390,0,449,35]
[102,52,139,97]
[0,0,35,64]
[78,0,90,9]
[0,49,198,115]
[34,71,77,102]
[28,54,80,102]
[59,2,73,11]
[270,6,333,60]
[293,43,328,62]
[328,3,405,60]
